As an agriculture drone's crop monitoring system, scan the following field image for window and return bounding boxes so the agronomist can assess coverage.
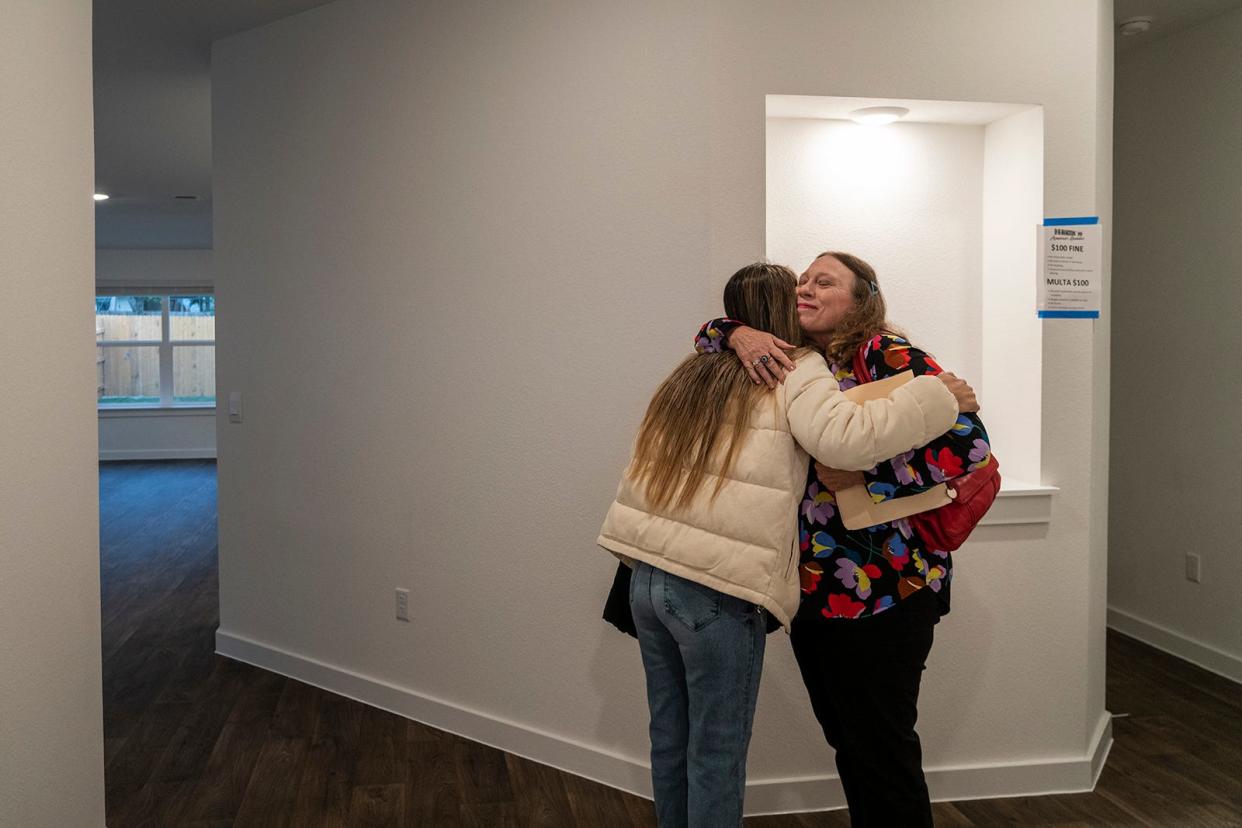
[96,293,215,407]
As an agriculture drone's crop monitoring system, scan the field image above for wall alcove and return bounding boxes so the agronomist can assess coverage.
[766,95,1057,523]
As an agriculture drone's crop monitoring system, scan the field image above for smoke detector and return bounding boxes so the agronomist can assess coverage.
[1118,16,1153,36]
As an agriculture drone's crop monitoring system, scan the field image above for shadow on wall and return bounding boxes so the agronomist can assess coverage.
[929,522,1051,763]
[585,576,655,791]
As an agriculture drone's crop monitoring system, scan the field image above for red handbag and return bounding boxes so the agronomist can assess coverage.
[852,345,1000,551]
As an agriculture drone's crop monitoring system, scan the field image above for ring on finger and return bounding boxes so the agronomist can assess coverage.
[759,355,771,365]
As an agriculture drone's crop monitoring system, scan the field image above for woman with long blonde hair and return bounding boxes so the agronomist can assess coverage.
[598,262,977,827]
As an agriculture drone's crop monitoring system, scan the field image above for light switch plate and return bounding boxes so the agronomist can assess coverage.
[1185,553,1201,584]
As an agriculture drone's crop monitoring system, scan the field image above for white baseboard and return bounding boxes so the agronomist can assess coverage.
[747,712,1111,815]
[1108,606,1242,685]
[99,448,217,461]
[218,629,1114,815]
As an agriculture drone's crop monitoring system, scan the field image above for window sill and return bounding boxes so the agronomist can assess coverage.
[98,405,216,418]
[980,480,1058,526]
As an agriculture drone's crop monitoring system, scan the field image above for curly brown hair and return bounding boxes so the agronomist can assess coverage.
[816,251,904,366]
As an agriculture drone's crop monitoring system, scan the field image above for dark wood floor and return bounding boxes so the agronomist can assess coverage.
[100,460,1242,827]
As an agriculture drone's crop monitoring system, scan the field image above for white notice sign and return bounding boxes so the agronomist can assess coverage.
[1036,217,1101,319]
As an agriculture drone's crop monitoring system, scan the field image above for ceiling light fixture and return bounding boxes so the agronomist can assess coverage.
[1118,16,1153,36]
[93,193,110,201]
[848,106,910,126]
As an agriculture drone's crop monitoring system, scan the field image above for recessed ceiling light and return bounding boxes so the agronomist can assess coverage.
[848,106,910,126]
[1118,16,1153,35]
[93,193,110,201]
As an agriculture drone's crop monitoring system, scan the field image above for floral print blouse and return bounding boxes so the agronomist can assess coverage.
[695,319,991,622]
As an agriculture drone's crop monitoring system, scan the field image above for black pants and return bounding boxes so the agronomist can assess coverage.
[790,587,940,827]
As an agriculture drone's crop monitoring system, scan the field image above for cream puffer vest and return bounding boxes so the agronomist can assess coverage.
[597,350,958,630]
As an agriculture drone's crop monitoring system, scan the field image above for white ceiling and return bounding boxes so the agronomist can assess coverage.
[94,0,1242,249]
[93,0,336,247]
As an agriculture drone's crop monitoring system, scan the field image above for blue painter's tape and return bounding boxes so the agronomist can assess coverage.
[1043,216,1099,226]
[1038,310,1100,319]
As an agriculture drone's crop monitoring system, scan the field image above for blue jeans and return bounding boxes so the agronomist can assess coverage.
[629,561,766,828]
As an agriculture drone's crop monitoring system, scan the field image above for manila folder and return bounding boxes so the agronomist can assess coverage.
[836,371,951,530]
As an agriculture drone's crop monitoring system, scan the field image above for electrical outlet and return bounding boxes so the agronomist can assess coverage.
[1185,553,1201,584]
[395,588,410,621]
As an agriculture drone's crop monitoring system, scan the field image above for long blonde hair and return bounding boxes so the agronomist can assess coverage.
[629,263,805,511]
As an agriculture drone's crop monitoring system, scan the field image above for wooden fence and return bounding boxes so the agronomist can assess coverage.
[97,314,215,402]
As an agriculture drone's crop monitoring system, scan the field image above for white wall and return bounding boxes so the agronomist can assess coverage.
[982,107,1046,485]
[213,0,1113,811]
[766,118,984,390]
[1109,6,1242,681]
[96,249,217,459]
[98,410,217,461]
[96,248,213,289]
[0,1,106,825]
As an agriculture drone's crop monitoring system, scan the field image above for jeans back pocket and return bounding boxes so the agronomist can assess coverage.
[663,573,723,631]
